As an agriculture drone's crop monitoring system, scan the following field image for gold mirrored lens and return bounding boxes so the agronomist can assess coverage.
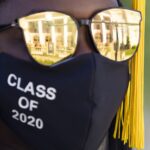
[91,9,141,61]
[19,12,78,66]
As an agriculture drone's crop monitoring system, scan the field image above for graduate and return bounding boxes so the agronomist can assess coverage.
[0,0,145,149]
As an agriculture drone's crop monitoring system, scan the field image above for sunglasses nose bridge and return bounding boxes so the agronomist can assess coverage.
[78,19,90,27]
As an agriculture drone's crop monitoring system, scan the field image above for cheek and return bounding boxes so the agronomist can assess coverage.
[1,28,32,62]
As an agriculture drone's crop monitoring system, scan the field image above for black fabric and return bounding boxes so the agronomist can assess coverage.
[0,52,130,150]
[109,118,132,150]
[0,53,95,150]
[84,53,129,150]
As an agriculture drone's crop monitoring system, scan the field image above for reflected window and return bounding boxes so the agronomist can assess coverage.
[43,21,52,33]
[29,22,39,33]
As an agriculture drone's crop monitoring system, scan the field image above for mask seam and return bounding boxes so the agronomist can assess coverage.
[81,52,97,150]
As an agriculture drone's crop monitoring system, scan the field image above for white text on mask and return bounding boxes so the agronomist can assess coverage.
[7,73,57,101]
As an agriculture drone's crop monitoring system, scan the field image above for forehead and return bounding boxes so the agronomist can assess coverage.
[0,0,118,24]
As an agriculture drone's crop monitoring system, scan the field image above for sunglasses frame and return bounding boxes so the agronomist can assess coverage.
[0,7,142,66]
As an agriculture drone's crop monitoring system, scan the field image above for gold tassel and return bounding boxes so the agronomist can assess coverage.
[113,0,146,149]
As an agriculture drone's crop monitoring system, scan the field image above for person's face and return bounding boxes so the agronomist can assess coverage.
[0,0,118,61]
[0,2,132,150]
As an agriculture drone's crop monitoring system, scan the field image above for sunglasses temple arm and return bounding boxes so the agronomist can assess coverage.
[0,22,18,32]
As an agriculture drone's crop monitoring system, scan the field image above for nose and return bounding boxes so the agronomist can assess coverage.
[75,20,96,56]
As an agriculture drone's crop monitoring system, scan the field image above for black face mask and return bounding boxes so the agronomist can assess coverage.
[0,52,129,150]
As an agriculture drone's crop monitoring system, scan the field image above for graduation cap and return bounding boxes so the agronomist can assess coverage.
[113,0,145,149]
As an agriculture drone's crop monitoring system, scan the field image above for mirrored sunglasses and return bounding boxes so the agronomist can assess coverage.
[0,8,142,66]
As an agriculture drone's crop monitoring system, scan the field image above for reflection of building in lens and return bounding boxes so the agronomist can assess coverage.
[19,12,77,65]
[33,35,41,49]
[45,36,54,54]
[92,14,115,59]
[92,9,140,61]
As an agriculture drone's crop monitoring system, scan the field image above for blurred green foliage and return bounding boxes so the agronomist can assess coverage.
[122,0,132,8]
[145,0,150,106]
